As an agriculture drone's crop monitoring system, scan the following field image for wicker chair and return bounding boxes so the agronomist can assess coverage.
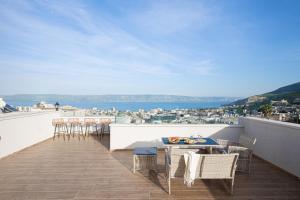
[165,148,199,178]
[228,134,256,174]
[216,139,230,148]
[213,139,231,154]
[165,148,239,195]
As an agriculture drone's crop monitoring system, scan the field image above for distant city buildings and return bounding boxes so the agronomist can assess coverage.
[1,98,300,125]
[14,101,78,113]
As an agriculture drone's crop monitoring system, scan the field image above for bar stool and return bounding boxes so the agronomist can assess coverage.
[98,119,111,140]
[83,118,97,137]
[102,119,111,134]
[52,118,68,141]
[68,118,83,140]
[95,119,104,139]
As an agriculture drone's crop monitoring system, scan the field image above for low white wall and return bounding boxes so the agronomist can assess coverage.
[0,111,60,159]
[239,117,300,178]
[62,116,116,122]
[110,124,244,150]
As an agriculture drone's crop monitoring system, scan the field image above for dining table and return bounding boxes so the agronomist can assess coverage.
[161,137,221,154]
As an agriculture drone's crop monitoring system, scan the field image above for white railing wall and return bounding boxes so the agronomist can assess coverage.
[239,117,300,178]
[110,124,244,150]
[63,116,116,122]
[0,111,60,159]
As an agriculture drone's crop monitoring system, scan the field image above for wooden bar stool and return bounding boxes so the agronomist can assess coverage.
[103,119,111,135]
[68,118,83,140]
[98,119,111,140]
[52,118,68,141]
[83,118,97,137]
[95,119,104,139]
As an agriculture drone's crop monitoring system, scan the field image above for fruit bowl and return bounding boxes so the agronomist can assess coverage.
[168,137,180,144]
[195,138,207,143]
[184,138,195,144]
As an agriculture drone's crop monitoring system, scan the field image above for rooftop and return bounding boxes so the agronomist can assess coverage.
[0,135,299,200]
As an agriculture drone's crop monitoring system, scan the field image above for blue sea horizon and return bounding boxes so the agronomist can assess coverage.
[6,100,229,111]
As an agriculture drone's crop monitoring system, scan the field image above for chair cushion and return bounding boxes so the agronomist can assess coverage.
[134,147,157,155]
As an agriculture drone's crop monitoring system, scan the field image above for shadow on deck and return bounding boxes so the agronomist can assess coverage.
[0,135,299,200]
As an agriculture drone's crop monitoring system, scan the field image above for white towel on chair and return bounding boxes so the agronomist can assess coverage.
[184,151,200,187]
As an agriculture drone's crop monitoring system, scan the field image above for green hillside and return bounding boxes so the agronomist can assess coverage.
[269,82,300,94]
[230,82,300,108]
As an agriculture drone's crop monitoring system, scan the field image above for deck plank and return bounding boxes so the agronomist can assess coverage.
[0,135,299,200]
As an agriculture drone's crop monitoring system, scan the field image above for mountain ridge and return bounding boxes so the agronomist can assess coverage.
[230,81,300,106]
[269,82,300,94]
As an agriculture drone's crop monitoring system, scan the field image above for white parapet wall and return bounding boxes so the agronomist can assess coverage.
[239,117,300,178]
[110,124,244,151]
[0,111,60,159]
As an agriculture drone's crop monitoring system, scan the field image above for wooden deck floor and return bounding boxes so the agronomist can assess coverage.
[0,135,299,200]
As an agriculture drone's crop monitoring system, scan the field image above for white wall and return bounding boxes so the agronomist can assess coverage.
[239,117,300,178]
[0,111,60,159]
[110,124,244,150]
[63,116,116,122]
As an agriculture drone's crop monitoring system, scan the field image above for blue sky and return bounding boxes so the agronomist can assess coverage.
[0,0,299,97]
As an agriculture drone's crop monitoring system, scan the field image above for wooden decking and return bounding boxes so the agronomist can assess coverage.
[0,135,299,200]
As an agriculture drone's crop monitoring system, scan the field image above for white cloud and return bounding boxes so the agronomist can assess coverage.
[0,0,217,94]
[128,0,212,35]
[191,60,216,75]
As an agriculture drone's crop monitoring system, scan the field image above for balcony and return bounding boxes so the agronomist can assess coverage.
[0,112,300,199]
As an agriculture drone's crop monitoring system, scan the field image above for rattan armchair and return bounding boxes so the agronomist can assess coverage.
[165,148,239,195]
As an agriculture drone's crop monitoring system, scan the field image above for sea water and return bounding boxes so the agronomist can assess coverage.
[6,100,229,111]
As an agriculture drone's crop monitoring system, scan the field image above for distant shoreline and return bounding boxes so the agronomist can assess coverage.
[5,101,229,111]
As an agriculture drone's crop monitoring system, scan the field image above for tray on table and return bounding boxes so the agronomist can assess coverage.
[161,137,218,146]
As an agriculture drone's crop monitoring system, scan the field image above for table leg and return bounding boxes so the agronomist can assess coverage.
[133,155,136,173]
[209,146,212,154]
